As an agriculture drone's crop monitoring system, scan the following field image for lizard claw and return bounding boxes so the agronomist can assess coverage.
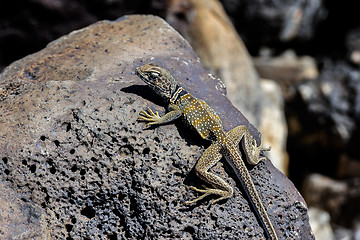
[184,186,211,205]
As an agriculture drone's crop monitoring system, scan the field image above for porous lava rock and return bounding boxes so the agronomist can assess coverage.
[0,15,313,239]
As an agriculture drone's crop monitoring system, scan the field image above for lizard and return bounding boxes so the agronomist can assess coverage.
[136,63,278,240]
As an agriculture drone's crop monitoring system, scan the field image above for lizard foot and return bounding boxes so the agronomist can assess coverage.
[258,145,271,162]
[185,186,232,205]
[138,108,162,126]
[246,138,264,165]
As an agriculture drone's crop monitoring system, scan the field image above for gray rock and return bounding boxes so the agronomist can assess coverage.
[308,207,334,240]
[0,15,312,239]
[303,173,360,230]
[0,180,48,239]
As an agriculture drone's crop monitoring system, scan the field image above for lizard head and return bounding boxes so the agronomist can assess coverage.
[136,63,179,102]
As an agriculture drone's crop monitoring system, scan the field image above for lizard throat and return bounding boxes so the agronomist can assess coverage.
[170,85,187,103]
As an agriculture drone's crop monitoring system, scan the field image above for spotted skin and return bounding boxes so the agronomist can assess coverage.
[136,63,278,240]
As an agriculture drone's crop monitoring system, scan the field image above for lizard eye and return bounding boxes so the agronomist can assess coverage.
[150,72,159,78]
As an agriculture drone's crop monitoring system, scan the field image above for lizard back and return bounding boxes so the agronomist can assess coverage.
[177,93,224,142]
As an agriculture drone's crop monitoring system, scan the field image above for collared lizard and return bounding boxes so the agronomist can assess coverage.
[136,63,278,240]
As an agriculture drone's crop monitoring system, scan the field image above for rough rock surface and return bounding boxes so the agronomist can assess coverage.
[0,15,312,239]
[0,180,48,239]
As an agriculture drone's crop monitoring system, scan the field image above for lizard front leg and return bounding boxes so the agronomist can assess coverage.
[139,103,182,126]
[185,142,233,205]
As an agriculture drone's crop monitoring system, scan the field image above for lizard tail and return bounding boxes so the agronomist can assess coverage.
[225,140,279,240]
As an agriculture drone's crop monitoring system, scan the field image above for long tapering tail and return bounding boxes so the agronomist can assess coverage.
[224,140,278,240]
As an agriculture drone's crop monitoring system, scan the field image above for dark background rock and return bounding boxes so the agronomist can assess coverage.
[287,60,360,186]
[0,0,158,72]
[303,174,360,227]
[221,0,327,42]
[220,0,360,57]
[0,15,311,239]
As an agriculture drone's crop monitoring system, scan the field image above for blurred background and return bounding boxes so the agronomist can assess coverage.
[1,0,360,239]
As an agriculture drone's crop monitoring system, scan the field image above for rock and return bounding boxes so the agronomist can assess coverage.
[294,62,360,142]
[303,174,360,227]
[0,180,48,239]
[220,0,327,42]
[259,79,289,173]
[338,154,360,178]
[287,60,360,191]
[254,50,318,173]
[166,0,288,173]
[0,15,312,239]
[308,207,335,240]
[254,49,319,98]
[346,27,360,65]
[0,0,99,72]
[333,226,353,240]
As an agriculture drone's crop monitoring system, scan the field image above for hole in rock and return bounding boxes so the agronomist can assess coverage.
[30,164,36,173]
[142,147,150,155]
[54,140,60,147]
[81,206,96,219]
[71,165,78,172]
[65,224,73,232]
[50,167,56,174]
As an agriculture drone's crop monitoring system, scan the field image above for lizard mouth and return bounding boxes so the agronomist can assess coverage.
[135,67,150,83]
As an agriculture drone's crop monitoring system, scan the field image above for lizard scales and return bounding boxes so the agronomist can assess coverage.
[136,63,278,240]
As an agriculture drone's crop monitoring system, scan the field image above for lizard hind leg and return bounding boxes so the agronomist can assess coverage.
[226,125,248,146]
[185,143,233,205]
[185,186,232,205]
